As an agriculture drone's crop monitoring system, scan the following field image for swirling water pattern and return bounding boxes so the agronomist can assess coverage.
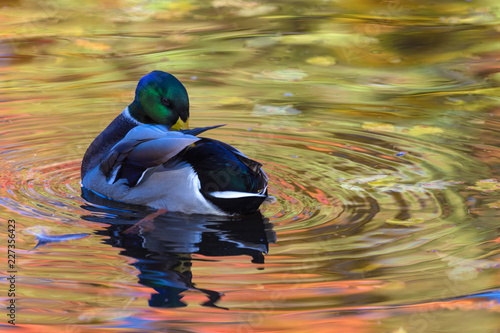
[1,0,500,332]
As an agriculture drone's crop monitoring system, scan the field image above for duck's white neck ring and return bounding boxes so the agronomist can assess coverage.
[122,106,142,125]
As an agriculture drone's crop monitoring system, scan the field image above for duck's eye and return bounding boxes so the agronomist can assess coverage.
[161,97,170,106]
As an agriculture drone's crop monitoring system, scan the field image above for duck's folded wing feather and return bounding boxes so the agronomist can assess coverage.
[126,136,199,168]
[99,125,199,185]
[216,140,265,174]
[181,124,225,136]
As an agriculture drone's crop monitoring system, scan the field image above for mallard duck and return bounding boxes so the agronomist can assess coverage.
[81,71,268,215]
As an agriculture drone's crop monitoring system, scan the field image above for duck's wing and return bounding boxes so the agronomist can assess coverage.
[180,124,264,177]
[215,140,266,175]
[173,138,268,214]
[181,124,225,136]
[100,124,199,186]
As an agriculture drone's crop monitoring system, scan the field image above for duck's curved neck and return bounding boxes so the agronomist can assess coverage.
[127,100,155,124]
[123,102,142,125]
[81,108,139,178]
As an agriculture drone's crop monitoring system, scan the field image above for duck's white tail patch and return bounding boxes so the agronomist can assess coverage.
[209,191,267,199]
[263,195,276,204]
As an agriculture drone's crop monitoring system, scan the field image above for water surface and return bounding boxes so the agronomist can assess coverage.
[1,0,500,332]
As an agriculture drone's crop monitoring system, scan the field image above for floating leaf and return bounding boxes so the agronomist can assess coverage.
[245,36,281,48]
[253,69,308,82]
[362,122,395,133]
[74,39,111,52]
[218,97,252,105]
[417,180,463,189]
[351,263,382,273]
[407,125,444,136]
[252,104,301,116]
[26,228,90,250]
[306,56,337,67]
[238,5,276,17]
[386,218,425,226]
[467,179,500,192]
[486,200,500,208]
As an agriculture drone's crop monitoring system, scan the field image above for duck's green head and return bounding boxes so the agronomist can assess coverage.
[129,71,189,130]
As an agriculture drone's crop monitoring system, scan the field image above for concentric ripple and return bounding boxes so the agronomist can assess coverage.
[201,113,471,233]
[0,107,489,258]
[186,110,499,302]
[0,112,89,222]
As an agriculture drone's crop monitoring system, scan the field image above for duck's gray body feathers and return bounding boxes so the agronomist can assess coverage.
[83,161,225,215]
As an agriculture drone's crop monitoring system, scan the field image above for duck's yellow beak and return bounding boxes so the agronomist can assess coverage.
[170,118,189,131]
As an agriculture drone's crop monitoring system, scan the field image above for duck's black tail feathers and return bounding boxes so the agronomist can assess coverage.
[173,138,268,215]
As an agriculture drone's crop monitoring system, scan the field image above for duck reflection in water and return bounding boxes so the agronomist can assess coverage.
[81,193,276,309]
